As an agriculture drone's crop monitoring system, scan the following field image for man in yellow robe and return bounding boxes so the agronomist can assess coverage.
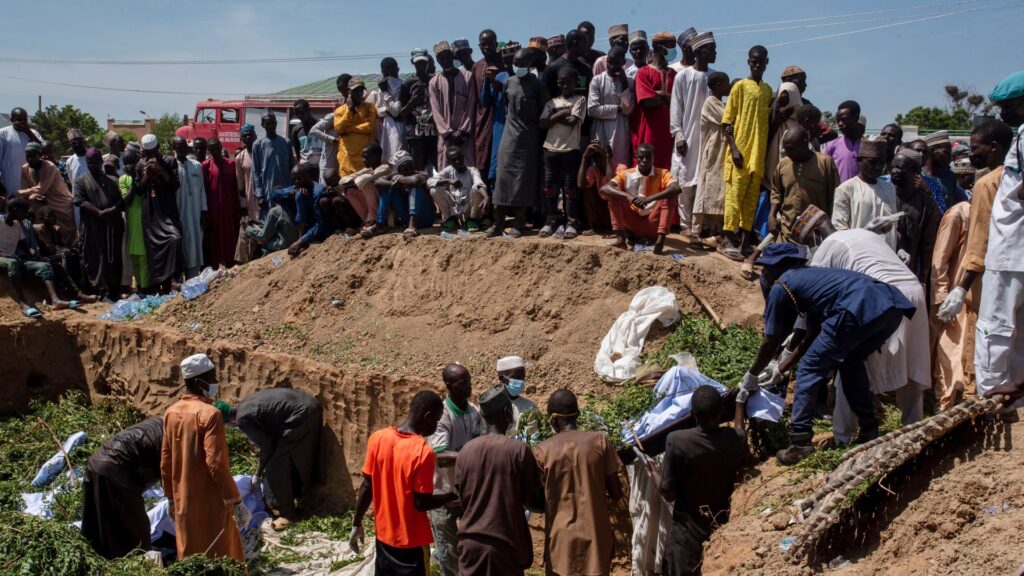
[161,353,248,562]
[334,78,379,176]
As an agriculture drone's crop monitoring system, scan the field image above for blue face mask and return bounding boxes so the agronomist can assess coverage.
[665,48,679,62]
[505,378,526,397]
[204,383,219,399]
[513,66,530,77]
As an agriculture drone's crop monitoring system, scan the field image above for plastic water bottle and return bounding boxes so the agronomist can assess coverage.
[271,256,284,266]
[457,229,471,238]
[181,279,208,301]
[440,231,456,239]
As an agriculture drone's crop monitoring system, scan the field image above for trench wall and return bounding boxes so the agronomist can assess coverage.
[0,317,434,510]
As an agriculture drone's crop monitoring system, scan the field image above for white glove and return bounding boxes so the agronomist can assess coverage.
[736,388,751,404]
[896,249,911,265]
[741,371,760,392]
[349,524,366,554]
[233,502,252,530]
[936,286,966,323]
[758,361,785,387]
[865,211,904,234]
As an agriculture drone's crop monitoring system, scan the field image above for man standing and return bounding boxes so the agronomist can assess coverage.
[135,135,184,293]
[591,23,633,77]
[19,142,75,231]
[543,30,593,99]
[823,101,865,183]
[192,138,209,163]
[669,30,716,243]
[161,353,248,562]
[81,416,163,559]
[235,125,259,225]
[931,196,972,410]
[371,58,408,163]
[634,32,678,169]
[118,145,149,290]
[252,111,293,219]
[936,118,1014,401]
[173,137,207,278]
[453,38,474,72]
[430,41,477,170]
[627,30,649,80]
[658,385,747,576]
[102,131,126,176]
[0,108,41,198]
[335,78,379,176]
[472,29,502,181]
[65,129,90,197]
[767,126,840,241]
[720,46,773,260]
[290,99,323,182]
[223,388,322,531]
[495,355,540,434]
[349,391,455,574]
[202,138,240,270]
[588,46,635,168]
[489,48,550,238]
[600,143,682,254]
[907,139,950,214]
[922,130,969,208]
[428,363,484,576]
[546,35,566,64]
[744,244,916,464]
[576,21,605,67]
[669,27,698,72]
[453,385,542,576]
[534,389,623,576]
[879,123,904,174]
[831,139,898,248]
[406,49,439,172]
[73,148,125,300]
[694,71,731,245]
[971,71,1024,401]
[891,149,941,283]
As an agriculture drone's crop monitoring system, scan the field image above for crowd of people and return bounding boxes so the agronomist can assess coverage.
[3,16,1024,576]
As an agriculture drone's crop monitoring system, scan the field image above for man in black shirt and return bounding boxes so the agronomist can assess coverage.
[658,385,748,575]
[542,30,593,98]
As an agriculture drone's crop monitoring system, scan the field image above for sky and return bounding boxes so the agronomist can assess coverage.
[1,0,1021,130]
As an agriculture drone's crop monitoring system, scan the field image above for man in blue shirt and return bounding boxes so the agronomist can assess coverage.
[251,110,293,219]
[742,243,916,465]
[277,164,331,257]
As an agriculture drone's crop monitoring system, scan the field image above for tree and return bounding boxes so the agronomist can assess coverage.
[118,131,138,143]
[152,113,184,153]
[894,84,995,131]
[31,105,105,155]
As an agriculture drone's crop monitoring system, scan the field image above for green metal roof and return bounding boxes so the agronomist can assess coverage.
[263,73,416,98]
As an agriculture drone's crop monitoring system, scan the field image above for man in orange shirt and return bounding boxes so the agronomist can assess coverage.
[600,143,682,254]
[349,390,457,575]
[160,353,248,562]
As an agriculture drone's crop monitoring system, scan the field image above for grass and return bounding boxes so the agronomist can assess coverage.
[260,323,308,342]
[645,315,763,387]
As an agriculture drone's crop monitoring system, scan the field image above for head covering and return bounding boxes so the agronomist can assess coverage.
[213,400,233,422]
[433,40,452,55]
[102,130,120,147]
[240,124,255,135]
[140,134,159,151]
[180,353,215,379]
[896,148,923,166]
[790,205,829,245]
[391,149,414,169]
[608,23,629,38]
[690,31,715,50]
[479,385,512,417]
[124,141,142,156]
[652,31,676,46]
[84,147,103,161]
[547,34,565,49]
[990,70,1024,102]
[677,27,697,48]
[410,47,429,63]
[859,139,886,159]
[528,36,547,52]
[24,142,42,154]
[496,356,526,372]
[501,41,521,56]
[777,82,803,113]
[629,30,648,44]
[755,242,808,267]
[781,65,805,79]
[922,130,950,147]
[348,77,366,90]
[452,38,471,52]
[953,157,976,176]
[66,128,84,140]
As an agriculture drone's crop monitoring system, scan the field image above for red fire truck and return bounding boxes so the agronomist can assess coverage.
[175,96,341,154]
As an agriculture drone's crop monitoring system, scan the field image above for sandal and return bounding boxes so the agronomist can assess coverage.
[563,226,578,240]
[718,246,744,262]
[505,227,523,239]
[538,224,555,238]
[67,300,81,310]
[701,236,720,250]
[688,236,706,250]
[23,307,42,318]
[740,262,759,281]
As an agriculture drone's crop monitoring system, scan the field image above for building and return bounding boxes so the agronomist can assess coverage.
[106,117,157,140]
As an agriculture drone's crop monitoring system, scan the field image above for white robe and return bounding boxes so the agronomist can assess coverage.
[668,66,712,188]
[176,158,207,271]
[831,176,898,249]
[369,77,407,163]
[587,72,635,169]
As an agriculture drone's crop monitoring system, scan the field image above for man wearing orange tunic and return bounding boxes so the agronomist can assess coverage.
[160,353,248,562]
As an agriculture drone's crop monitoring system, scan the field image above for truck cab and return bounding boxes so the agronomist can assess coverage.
[176,97,341,155]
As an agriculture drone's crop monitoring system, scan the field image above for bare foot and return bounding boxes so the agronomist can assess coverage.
[607,238,627,249]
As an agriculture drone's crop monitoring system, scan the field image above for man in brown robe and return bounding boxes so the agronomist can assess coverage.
[472,29,502,179]
[767,125,840,241]
[161,353,248,562]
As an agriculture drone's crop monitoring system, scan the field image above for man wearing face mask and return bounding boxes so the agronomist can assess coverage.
[496,356,539,435]
[161,353,248,563]
[971,71,1024,404]
[429,41,478,170]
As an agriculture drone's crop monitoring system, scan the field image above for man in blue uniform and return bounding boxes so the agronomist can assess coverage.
[742,243,917,465]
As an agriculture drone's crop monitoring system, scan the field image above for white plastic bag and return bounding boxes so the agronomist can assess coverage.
[594,286,681,382]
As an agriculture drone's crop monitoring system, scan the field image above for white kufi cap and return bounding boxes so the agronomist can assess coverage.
[180,353,215,379]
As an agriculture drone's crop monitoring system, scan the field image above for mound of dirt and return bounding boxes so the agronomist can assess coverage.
[147,234,763,397]
[702,416,1024,575]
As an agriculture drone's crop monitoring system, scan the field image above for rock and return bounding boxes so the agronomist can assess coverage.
[770,512,791,531]
[938,521,959,538]
[754,547,768,558]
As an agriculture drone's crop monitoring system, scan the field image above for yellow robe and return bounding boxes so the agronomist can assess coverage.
[334,102,378,176]
[161,395,244,562]
[721,78,772,232]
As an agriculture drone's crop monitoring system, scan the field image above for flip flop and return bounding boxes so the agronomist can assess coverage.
[23,307,42,318]
[538,225,555,238]
[701,236,720,250]
[718,246,744,262]
[67,300,81,310]
[563,226,578,240]
[740,262,759,281]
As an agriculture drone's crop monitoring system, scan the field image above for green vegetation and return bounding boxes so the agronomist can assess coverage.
[646,315,763,386]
